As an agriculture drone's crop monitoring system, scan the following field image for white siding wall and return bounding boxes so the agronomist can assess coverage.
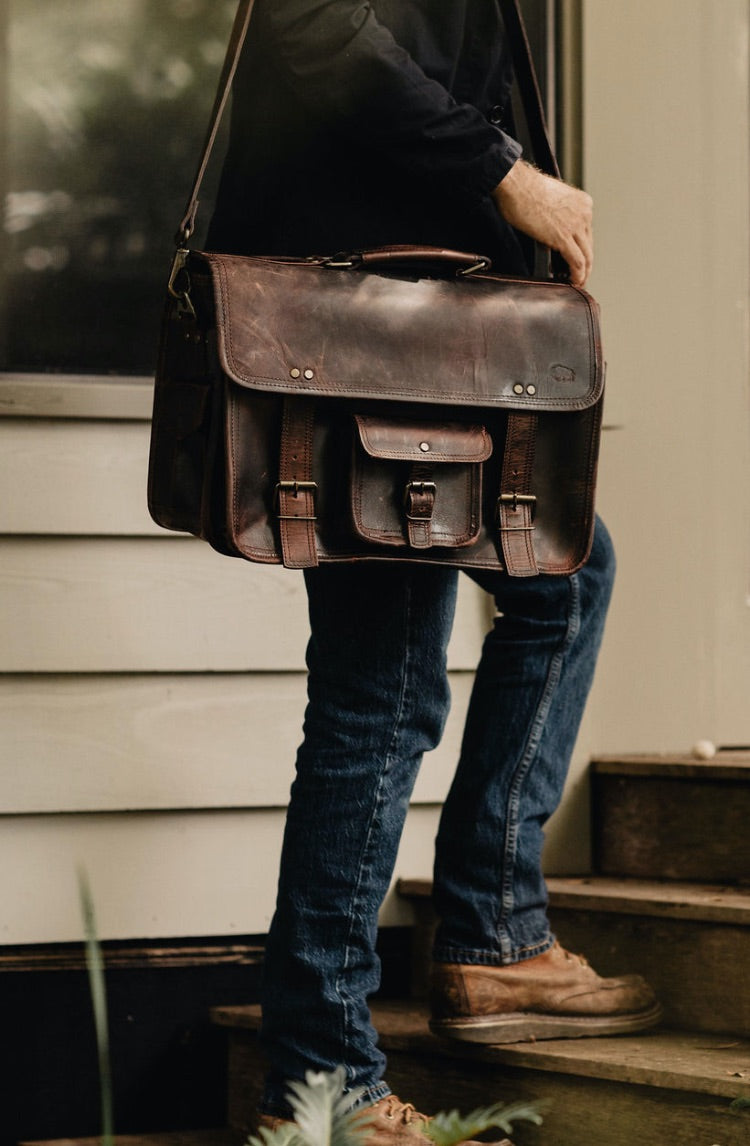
[0,395,491,942]
[2,0,749,941]
[543,0,750,872]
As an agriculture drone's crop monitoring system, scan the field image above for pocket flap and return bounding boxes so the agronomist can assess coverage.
[354,415,492,463]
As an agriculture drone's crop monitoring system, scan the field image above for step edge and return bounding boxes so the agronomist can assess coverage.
[210,1002,750,1101]
[419,1033,750,1101]
[592,754,750,780]
[19,1132,238,1146]
[546,877,750,924]
[397,876,750,924]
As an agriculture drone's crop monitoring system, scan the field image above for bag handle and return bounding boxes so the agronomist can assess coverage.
[175,0,561,248]
[321,245,491,275]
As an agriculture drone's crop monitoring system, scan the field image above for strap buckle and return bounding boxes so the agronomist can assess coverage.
[497,492,537,514]
[274,480,318,520]
[403,480,437,516]
[496,492,536,532]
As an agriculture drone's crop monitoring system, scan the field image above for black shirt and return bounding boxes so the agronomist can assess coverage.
[207,0,529,273]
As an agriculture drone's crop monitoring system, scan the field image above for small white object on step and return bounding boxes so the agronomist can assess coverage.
[692,739,717,760]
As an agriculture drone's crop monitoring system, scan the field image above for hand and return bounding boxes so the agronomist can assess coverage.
[492,160,593,287]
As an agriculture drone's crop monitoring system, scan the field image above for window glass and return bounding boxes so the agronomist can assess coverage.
[0,0,234,375]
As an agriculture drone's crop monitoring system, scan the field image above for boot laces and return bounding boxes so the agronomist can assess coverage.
[556,941,589,968]
[381,1097,427,1126]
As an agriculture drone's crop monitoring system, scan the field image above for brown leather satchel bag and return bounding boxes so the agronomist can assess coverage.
[147,0,604,576]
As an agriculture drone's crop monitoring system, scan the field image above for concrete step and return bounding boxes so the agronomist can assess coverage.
[398,875,750,1037]
[210,1000,750,1146]
[591,751,750,882]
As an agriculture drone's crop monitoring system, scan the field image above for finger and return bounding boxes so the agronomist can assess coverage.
[577,227,594,283]
[559,238,587,287]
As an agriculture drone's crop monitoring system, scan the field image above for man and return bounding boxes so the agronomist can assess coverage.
[207,1,659,1139]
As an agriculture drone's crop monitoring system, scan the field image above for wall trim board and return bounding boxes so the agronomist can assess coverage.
[0,374,153,420]
[0,936,265,974]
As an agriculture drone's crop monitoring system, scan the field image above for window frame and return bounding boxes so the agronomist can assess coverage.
[0,0,577,421]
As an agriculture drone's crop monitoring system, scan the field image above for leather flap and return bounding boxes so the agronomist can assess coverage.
[354,415,492,463]
[197,252,604,413]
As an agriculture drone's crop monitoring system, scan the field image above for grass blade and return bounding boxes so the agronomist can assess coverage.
[78,868,115,1146]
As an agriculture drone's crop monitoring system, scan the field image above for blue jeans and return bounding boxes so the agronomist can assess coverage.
[260,518,615,1115]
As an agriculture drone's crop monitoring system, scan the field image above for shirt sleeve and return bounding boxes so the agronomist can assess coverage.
[256,0,522,207]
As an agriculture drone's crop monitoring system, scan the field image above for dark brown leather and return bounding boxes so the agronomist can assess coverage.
[148,249,604,575]
[497,412,539,576]
[277,397,318,569]
[352,414,490,551]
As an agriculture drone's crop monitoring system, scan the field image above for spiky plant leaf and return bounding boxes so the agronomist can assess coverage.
[248,1124,306,1146]
[78,868,115,1146]
[425,1099,546,1145]
[286,1067,367,1146]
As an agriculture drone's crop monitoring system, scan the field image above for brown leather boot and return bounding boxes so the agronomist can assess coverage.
[430,941,662,1044]
[257,1094,514,1146]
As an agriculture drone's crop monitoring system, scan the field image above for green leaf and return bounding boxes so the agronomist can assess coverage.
[425,1100,546,1146]
[730,1096,750,1111]
[247,1124,306,1146]
[286,1067,368,1146]
[78,868,115,1146]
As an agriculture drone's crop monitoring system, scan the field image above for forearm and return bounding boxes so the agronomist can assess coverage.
[492,160,594,286]
[258,0,521,205]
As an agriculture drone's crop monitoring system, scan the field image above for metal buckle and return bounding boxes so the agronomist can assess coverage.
[167,247,196,320]
[456,256,491,277]
[497,492,536,514]
[322,252,363,270]
[274,480,318,520]
[403,480,437,508]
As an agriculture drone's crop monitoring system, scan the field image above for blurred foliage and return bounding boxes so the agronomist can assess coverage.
[2,0,236,372]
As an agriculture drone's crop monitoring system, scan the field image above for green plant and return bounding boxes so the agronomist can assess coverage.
[248,1066,545,1146]
[79,869,115,1146]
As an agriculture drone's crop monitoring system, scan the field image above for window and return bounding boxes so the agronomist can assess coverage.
[0,0,234,375]
[0,0,555,379]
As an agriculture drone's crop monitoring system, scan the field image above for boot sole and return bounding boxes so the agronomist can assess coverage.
[430,1001,663,1044]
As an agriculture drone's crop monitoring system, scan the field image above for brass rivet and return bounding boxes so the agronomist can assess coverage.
[304,368,315,380]
[526,384,537,395]
[419,441,430,452]
[290,368,301,379]
[513,383,524,395]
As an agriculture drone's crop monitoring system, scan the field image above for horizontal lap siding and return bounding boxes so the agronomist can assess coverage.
[0,538,488,673]
[0,409,489,942]
[0,805,443,944]
[0,671,473,814]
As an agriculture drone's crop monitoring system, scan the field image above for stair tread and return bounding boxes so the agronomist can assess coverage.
[546,875,750,923]
[20,1132,240,1146]
[211,1000,750,1100]
[398,875,750,924]
[592,751,750,780]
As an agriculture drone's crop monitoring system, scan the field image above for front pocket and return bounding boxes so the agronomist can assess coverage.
[351,414,492,549]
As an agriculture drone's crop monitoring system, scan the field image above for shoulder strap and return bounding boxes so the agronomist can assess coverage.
[176,0,258,244]
[176,0,560,246]
[498,0,561,180]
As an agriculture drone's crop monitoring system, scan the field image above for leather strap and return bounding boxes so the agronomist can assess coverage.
[174,0,559,248]
[404,463,437,549]
[176,0,258,244]
[276,397,319,569]
[498,0,560,180]
[497,412,539,576]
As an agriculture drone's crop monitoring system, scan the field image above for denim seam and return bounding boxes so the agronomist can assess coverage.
[496,572,582,961]
[333,578,414,1088]
[432,933,554,966]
